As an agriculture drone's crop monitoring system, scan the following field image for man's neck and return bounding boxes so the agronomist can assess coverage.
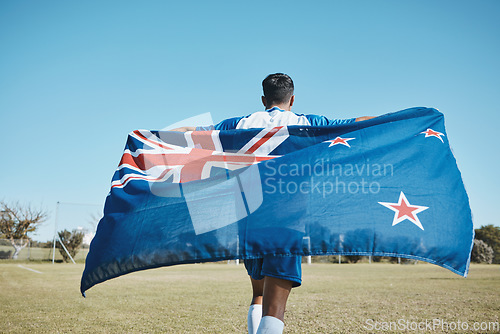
[265,104,290,111]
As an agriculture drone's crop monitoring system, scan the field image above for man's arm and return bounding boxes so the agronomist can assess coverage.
[355,116,376,122]
[170,117,240,132]
[170,126,196,132]
[170,116,375,131]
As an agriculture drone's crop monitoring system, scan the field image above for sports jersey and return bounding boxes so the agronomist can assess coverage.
[196,107,356,130]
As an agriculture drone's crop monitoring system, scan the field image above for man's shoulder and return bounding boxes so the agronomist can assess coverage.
[214,115,247,130]
[300,113,356,126]
[216,110,277,130]
[236,109,311,129]
[211,109,355,130]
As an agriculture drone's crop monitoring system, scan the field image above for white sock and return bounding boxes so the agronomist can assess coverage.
[256,316,284,334]
[247,304,262,334]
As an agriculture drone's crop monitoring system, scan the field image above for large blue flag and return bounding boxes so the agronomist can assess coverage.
[81,107,474,296]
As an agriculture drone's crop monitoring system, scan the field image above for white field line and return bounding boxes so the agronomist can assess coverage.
[17,264,43,274]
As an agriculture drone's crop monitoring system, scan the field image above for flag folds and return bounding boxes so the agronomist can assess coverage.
[81,107,474,295]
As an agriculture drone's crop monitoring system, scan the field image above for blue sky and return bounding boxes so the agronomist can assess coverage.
[1,0,499,241]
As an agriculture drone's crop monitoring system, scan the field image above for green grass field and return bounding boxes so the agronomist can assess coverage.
[0,262,499,333]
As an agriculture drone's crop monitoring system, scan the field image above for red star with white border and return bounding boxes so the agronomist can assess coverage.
[326,136,355,147]
[378,192,429,231]
[420,128,445,143]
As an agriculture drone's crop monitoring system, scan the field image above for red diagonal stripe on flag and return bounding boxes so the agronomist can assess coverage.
[245,127,283,154]
[133,130,173,151]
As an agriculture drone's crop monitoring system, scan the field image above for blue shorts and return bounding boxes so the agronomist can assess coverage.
[244,255,302,287]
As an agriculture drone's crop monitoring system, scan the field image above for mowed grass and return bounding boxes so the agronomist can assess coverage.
[0,262,499,333]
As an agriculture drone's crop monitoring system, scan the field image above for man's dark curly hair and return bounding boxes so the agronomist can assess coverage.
[262,73,294,105]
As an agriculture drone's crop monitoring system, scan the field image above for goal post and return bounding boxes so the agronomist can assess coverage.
[50,201,103,264]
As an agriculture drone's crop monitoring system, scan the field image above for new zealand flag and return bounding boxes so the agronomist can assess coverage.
[81,107,474,296]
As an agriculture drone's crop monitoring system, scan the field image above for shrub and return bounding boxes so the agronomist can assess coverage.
[56,229,84,262]
[471,239,494,264]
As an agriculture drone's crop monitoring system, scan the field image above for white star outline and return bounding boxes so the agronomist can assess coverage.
[420,128,445,143]
[326,136,356,147]
[378,191,429,231]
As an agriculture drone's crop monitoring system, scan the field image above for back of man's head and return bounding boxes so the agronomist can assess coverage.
[262,73,294,106]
